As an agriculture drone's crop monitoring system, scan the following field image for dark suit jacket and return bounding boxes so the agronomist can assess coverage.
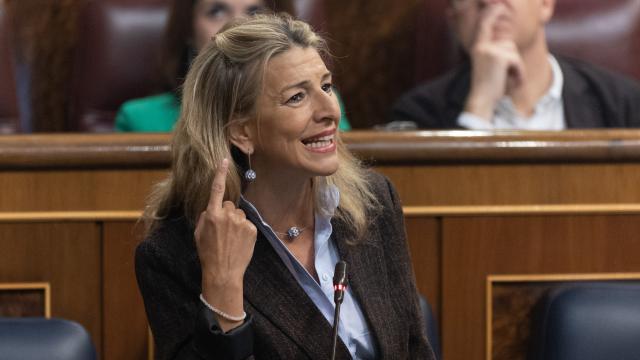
[391,56,640,129]
[135,172,435,359]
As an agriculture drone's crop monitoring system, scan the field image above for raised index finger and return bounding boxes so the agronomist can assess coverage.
[208,158,229,210]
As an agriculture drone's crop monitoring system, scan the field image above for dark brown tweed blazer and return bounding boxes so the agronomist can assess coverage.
[135,171,435,359]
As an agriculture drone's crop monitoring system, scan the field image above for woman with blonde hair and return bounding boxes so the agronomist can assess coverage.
[135,13,434,359]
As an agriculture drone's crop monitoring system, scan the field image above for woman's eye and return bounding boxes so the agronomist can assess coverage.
[286,92,306,104]
[246,5,264,15]
[207,4,229,19]
[322,83,333,93]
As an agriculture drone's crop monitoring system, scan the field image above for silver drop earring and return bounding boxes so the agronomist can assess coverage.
[244,151,256,182]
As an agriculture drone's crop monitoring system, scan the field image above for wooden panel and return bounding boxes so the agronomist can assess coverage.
[3,133,640,359]
[441,215,640,360]
[346,129,640,163]
[6,131,640,168]
[0,222,102,354]
[0,169,166,211]
[323,0,429,128]
[0,133,170,168]
[0,283,50,317]
[490,282,546,360]
[103,221,149,360]
[6,0,83,132]
[405,216,440,322]
[378,163,640,206]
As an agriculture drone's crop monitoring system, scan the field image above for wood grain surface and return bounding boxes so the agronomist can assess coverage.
[3,132,640,359]
[0,222,102,353]
[442,215,640,360]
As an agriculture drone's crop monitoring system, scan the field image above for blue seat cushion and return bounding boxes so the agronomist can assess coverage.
[529,283,640,360]
[0,317,96,360]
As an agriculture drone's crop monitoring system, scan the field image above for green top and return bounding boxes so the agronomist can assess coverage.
[114,91,352,132]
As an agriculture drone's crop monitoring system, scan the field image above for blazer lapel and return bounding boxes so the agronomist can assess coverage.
[558,57,605,128]
[332,218,396,359]
[243,234,351,359]
[445,62,472,128]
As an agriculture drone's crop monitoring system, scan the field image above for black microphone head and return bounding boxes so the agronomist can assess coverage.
[333,261,348,304]
[333,261,347,286]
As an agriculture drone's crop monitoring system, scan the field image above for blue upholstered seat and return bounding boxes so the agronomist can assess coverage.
[419,294,441,360]
[528,282,640,360]
[0,318,96,360]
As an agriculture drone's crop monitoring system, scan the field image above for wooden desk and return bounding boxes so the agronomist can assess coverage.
[2,130,640,359]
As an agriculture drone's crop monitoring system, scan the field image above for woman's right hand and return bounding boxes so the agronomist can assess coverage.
[195,158,257,330]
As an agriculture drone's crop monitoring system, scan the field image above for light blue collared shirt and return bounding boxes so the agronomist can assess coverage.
[240,181,376,359]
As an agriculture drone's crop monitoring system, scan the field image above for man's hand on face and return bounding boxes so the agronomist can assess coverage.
[464,2,525,121]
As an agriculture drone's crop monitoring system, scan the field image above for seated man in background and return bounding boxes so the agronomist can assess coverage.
[391,0,640,130]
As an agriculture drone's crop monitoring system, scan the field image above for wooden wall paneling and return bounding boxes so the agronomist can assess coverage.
[0,282,50,317]
[4,133,640,357]
[321,0,427,128]
[0,222,102,354]
[413,0,460,82]
[0,169,167,212]
[441,214,640,360]
[404,216,441,323]
[7,0,83,132]
[376,163,640,206]
[488,281,549,360]
[103,221,149,360]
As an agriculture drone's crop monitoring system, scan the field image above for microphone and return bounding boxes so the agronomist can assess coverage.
[331,261,348,360]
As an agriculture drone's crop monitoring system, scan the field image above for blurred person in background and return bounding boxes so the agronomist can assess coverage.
[391,0,640,130]
[115,0,351,132]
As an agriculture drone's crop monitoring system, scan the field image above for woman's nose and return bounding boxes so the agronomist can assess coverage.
[313,90,340,123]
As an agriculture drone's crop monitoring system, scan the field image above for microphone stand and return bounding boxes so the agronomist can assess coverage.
[331,261,347,360]
[331,300,342,360]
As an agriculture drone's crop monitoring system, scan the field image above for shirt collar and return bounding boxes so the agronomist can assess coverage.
[239,178,340,226]
[496,54,564,112]
[238,179,340,285]
[314,177,340,220]
[547,54,564,100]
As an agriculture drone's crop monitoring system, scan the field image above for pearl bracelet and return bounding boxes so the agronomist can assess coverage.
[199,294,247,322]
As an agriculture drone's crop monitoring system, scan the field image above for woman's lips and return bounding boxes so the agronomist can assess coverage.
[301,132,336,153]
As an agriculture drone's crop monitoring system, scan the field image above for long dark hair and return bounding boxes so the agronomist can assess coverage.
[159,0,196,91]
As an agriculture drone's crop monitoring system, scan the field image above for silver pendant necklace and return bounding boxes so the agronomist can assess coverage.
[275,226,307,240]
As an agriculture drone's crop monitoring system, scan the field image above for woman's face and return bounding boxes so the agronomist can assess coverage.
[192,0,264,51]
[248,46,341,181]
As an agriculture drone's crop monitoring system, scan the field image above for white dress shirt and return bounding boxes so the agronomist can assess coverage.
[458,55,566,130]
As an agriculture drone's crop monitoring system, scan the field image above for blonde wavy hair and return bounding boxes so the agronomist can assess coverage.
[144,13,379,242]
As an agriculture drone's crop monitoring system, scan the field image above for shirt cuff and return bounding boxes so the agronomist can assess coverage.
[193,302,254,360]
[457,112,494,130]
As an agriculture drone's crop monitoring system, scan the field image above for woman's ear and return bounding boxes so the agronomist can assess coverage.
[228,119,255,154]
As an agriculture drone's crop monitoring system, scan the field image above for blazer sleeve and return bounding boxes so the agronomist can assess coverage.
[380,175,436,359]
[389,87,441,127]
[135,238,255,360]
